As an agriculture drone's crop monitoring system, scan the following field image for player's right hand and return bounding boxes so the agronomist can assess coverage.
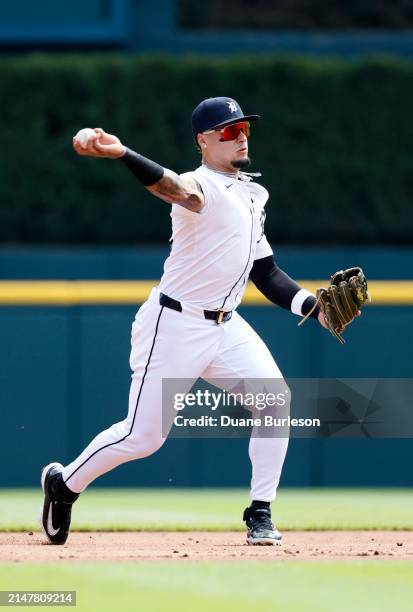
[72,128,126,159]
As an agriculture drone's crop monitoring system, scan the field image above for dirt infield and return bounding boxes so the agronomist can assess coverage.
[1,531,413,562]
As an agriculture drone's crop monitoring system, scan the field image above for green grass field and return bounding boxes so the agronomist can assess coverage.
[1,561,413,612]
[0,487,412,531]
[1,488,412,612]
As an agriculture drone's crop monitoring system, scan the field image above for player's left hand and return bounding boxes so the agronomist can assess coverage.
[318,308,361,330]
[317,311,328,329]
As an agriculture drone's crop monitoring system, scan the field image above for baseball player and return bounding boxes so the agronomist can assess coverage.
[40,97,327,546]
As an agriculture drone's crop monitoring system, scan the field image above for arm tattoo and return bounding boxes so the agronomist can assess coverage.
[148,170,204,212]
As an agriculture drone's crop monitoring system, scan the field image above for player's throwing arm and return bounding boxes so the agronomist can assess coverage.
[73,127,204,212]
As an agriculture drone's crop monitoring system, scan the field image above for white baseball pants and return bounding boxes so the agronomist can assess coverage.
[62,287,289,501]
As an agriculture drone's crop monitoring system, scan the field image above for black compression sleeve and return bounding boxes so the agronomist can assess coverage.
[249,255,319,319]
[119,148,164,186]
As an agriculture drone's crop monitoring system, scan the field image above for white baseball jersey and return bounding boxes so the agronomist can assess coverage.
[62,163,289,504]
[158,165,273,311]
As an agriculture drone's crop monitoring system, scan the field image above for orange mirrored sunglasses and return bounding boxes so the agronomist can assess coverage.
[203,121,250,141]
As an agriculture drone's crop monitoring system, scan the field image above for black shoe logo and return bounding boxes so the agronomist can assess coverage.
[225,184,233,189]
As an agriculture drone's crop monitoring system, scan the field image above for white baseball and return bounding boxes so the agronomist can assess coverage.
[75,128,96,149]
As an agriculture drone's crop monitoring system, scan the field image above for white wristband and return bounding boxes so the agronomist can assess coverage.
[291,289,314,316]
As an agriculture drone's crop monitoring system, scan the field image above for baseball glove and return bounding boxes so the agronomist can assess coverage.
[299,267,370,344]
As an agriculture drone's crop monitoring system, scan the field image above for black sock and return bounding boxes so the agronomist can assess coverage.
[51,474,79,503]
[251,500,270,510]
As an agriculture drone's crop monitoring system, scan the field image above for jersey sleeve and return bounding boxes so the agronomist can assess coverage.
[255,233,273,260]
[178,171,210,215]
[254,205,273,260]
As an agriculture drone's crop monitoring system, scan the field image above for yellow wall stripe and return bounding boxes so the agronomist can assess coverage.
[0,280,411,306]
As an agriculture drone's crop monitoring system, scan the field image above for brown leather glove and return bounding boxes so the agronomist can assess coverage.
[299,267,370,344]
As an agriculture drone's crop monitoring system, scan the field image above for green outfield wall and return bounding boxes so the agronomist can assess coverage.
[1,246,412,489]
[1,55,413,245]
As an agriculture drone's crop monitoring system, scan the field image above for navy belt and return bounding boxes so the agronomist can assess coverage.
[159,293,232,324]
